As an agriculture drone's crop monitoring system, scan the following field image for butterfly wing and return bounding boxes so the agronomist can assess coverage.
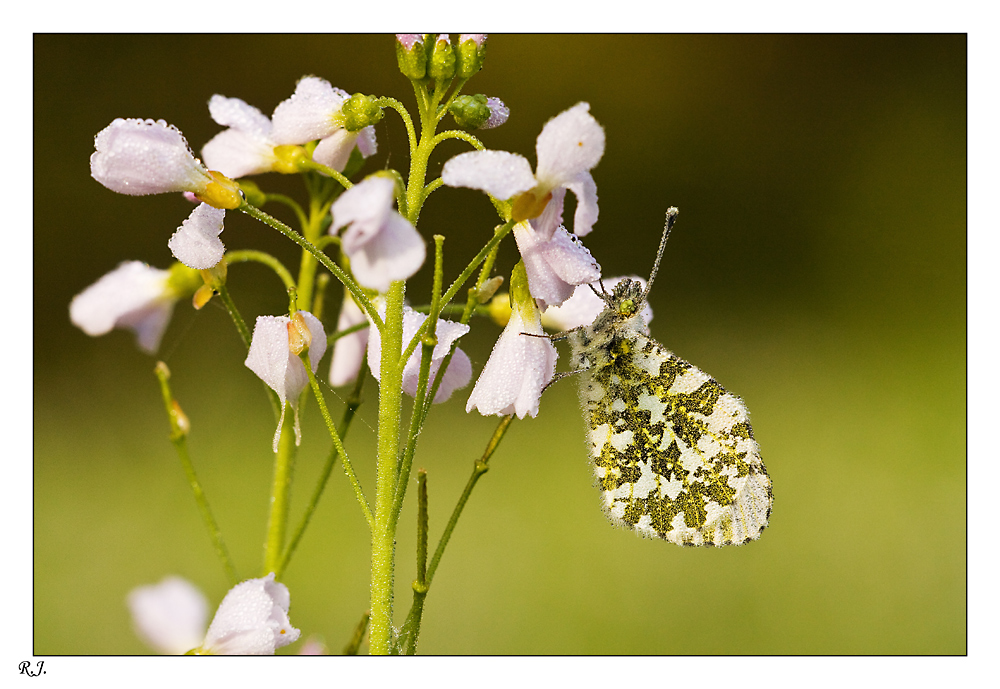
[579,330,772,546]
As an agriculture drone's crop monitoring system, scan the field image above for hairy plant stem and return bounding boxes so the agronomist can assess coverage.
[370,279,405,654]
[263,405,299,577]
[153,362,238,585]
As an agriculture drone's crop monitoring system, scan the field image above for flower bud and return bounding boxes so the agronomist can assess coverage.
[395,34,429,80]
[456,34,487,77]
[428,34,456,81]
[449,94,491,129]
[476,275,505,304]
[481,97,509,129]
[337,94,384,132]
[287,312,313,356]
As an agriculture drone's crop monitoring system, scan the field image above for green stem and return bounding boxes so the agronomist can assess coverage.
[401,415,514,653]
[224,250,296,291]
[239,202,384,332]
[153,362,238,585]
[215,283,252,349]
[277,360,370,578]
[263,404,298,576]
[370,279,405,655]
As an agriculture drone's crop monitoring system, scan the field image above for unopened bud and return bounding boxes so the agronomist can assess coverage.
[456,34,487,77]
[192,284,215,310]
[287,312,313,356]
[481,97,509,129]
[476,275,505,304]
[428,34,456,81]
[449,94,491,129]
[396,34,429,80]
[172,400,191,436]
[338,94,384,132]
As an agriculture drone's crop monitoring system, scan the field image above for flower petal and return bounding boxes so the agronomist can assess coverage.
[329,297,369,387]
[441,149,537,200]
[564,172,599,237]
[514,223,602,310]
[208,95,272,136]
[466,306,557,418]
[270,76,348,144]
[202,129,277,179]
[534,102,605,189]
[168,204,226,270]
[346,212,425,292]
[127,576,208,655]
[91,118,212,195]
[202,573,300,655]
[313,129,359,172]
[331,175,395,239]
[69,261,176,353]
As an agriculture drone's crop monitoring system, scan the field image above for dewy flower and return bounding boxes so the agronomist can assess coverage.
[90,118,242,209]
[541,276,654,332]
[328,295,370,387]
[245,312,327,452]
[270,76,378,172]
[70,261,200,353]
[330,175,425,292]
[513,220,602,310]
[168,203,227,270]
[367,305,472,404]
[467,261,558,419]
[195,573,300,655]
[127,576,208,655]
[441,102,604,240]
[201,94,279,179]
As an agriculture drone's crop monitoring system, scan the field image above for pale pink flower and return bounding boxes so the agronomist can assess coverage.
[245,312,327,451]
[198,573,300,655]
[201,95,279,179]
[127,576,208,655]
[270,76,377,172]
[367,305,472,404]
[466,296,557,419]
[441,102,604,240]
[328,296,369,387]
[168,203,227,270]
[513,221,601,310]
[330,176,425,292]
[70,261,180,353]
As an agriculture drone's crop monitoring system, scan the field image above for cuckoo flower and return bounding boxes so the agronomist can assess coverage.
[201,95,279,179]
[168,203,227,270]
[541,276,653,332]
[512,221,602,310]
[367,305,472,404]
[90,118,242,209]
[127,576,209,655]
[328,295,370,387]
[467,262,558,419]
[245,312,327,452]
[194,573,300,655]
[270,76,377,172]
[70,261,200,353]
[330,175,425,292]
[441,101,604,240]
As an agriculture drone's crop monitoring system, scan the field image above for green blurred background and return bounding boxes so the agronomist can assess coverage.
[34,35,965,655]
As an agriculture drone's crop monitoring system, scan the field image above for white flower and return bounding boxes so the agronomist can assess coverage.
[91,118,214,196]
[127,576,208,655]
[199,573,300,655]
[513,221,602,310]
[70,261,181,353]
[441,102,604,240]
[541,276,653,332]
[245,312,327,452]
[201,95,279,179]
[331,176,426,292]
[168,203,227,269]
[270,76,377,172]
[90,118,243,209]
[466,292,557,419]
[367,305,472,404]
[328,296,370,387]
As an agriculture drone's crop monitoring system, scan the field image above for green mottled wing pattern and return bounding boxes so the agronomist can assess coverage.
[571,327,772,546]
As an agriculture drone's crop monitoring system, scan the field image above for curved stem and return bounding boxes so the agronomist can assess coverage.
[224,250,296,291]
[430,129,484,150]
[376,96,418,153]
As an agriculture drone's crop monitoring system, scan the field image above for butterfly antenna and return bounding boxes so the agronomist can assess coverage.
[642,207,678,303]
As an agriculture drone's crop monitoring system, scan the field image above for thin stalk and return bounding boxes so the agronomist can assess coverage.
[153,362,238,585]
[401,415,514,653]
[277,360,369,578]
[263,405,298,576]
[369,279,405,655]
[224,250,296,291]
[239,202,384,332]
[214,283,252,349]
